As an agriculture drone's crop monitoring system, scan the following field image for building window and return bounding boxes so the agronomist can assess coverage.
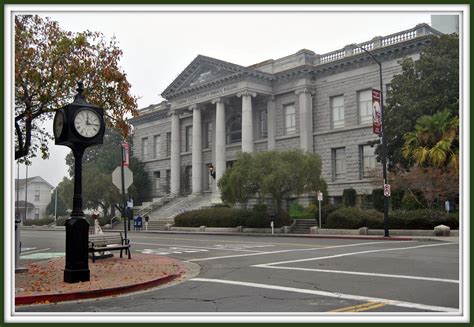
[34,208,39,220]
[153,171,161,193]
[34,189,40,201]
[331,95,345,128]
[166,132,171,156]
[153,135,161,159]
[332,147,346,181]
[360,144,376,179]
[260,110,268,138]
[226,115,242,144]
[358,89,372,124]
[185,126,193,152]
[203,122,212,149]
[142,137,149,160]
[284,104,296,134]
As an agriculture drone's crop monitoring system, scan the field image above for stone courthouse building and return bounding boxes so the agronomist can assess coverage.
[130,23,442,206]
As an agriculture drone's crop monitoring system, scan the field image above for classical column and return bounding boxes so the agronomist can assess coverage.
[267,96,276,150]
[296,88,314,153]
[212,98,226,196]
[191,105,202,194]
[238,91,257,153]
[170,111,181,195]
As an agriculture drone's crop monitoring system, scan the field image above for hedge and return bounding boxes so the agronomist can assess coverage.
[315,204,343,226]
[22,217,55,226]
[342,188,357,207]
[174,206,291,228]
[326,207,459,230]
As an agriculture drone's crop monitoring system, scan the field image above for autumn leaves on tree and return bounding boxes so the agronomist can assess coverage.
[15,15,138,162]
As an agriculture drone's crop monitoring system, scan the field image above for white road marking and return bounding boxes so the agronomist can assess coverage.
[132,242,267,253]
[20,248,50,255]
[254,242,457,267]
[253,265,459,284]
[185,241,416,262]
[190,278,458,313]
[20,247,36,252]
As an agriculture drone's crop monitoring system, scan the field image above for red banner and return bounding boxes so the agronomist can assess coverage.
[122,142,130,167]
[372,89,382,136]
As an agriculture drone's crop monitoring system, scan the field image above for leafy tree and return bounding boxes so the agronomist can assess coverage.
[402,110,459,171]
[46,189,69,217]
[15,15,138,162]
[218,150,326,216]
[378,34,459,169]
[56,176,74,211]
[65,128,151,213]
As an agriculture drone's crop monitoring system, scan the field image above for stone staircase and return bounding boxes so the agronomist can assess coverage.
[119,193,213,231]
[290,219,318,234]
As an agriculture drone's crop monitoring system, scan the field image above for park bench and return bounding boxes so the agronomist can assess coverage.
[88,233,131,263]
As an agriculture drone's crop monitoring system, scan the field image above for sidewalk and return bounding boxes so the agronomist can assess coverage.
[15,253,188,306]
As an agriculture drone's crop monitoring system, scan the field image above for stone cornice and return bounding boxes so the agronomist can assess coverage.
[128,109,170,125]
[236,90,257,98]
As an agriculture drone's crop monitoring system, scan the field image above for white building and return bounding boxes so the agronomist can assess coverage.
[130,23,442,206]
[15,176,54,221]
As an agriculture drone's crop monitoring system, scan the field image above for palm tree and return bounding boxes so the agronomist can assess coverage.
[402,110,459,171]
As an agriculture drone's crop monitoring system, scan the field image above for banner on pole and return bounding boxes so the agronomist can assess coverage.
[372,89,382,136]
[122,142,130,167]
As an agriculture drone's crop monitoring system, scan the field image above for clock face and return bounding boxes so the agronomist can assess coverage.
[73,108,101,138]
[53,110,64,138]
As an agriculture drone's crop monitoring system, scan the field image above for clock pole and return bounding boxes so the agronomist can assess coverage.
[54,81,106,283]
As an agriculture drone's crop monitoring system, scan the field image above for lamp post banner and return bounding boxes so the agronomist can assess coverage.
[372,89,382,136]
[122,142,130,167]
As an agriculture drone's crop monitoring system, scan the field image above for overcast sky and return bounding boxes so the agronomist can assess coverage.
[10,5,459,187]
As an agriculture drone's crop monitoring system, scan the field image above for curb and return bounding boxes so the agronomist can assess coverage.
[15,272,181,306]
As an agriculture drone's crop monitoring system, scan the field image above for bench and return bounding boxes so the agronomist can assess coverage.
[88,233,131,263]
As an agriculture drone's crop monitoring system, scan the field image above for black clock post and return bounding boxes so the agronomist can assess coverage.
[53,82,105,283]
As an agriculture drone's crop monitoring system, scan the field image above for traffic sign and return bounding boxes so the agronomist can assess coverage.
[112,166,133,193]
[317,191,323,202]
[384,184,391,197]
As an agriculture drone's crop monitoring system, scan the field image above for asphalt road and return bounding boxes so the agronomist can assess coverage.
[15,230,460,316]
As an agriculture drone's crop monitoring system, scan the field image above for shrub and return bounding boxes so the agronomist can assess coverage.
[316,204,343,226]
[289,202,304,218]
[401,192,426,210]
[22,217,55,226]
[372,188,384,212]
[326,208,383,229]
[389,210,458,229]
[275,209,292,227]
[305,203,317,215]
[342,188,357,207]
[391,189,405,210]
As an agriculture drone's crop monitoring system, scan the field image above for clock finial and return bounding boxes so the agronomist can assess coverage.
[74,81,86,102]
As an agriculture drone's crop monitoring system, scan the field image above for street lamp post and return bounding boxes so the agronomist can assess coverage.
[353,44,390,237]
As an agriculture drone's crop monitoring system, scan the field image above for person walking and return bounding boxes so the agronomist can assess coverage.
[144,215,149,231]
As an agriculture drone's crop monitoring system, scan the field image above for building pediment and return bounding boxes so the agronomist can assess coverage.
[162,55,273,99]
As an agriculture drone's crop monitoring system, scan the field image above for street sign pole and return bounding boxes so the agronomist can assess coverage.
[121,145,127,241]
[317,191,323,229]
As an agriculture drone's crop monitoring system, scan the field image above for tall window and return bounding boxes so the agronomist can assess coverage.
[358,89,372,124]
[166,132,171,156]
[284,104,296,134]
[360,144,376,178]
[153,171,161,193]
[331,95,345,128]
[34,208,39,220]
[260,110,268,138]
[203,122,212,149]
[142,137,149,160]
[34,189,40,201]
[332,148,346,181]
[154,135,161,159]
[185,126,193,152]
[226,115,242,144]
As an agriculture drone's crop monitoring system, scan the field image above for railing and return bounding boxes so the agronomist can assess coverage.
[110,216,121,227]
[137,193,177,217]
[318,24,441,65]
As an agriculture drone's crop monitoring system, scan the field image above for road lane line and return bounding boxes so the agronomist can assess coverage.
[255,242,457,267]
[253,265,459,284]
[20,248,50,255]
[132,242,267,253]
[185,241,416,262]
[190,278,458,312]
[328,301,386,312]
